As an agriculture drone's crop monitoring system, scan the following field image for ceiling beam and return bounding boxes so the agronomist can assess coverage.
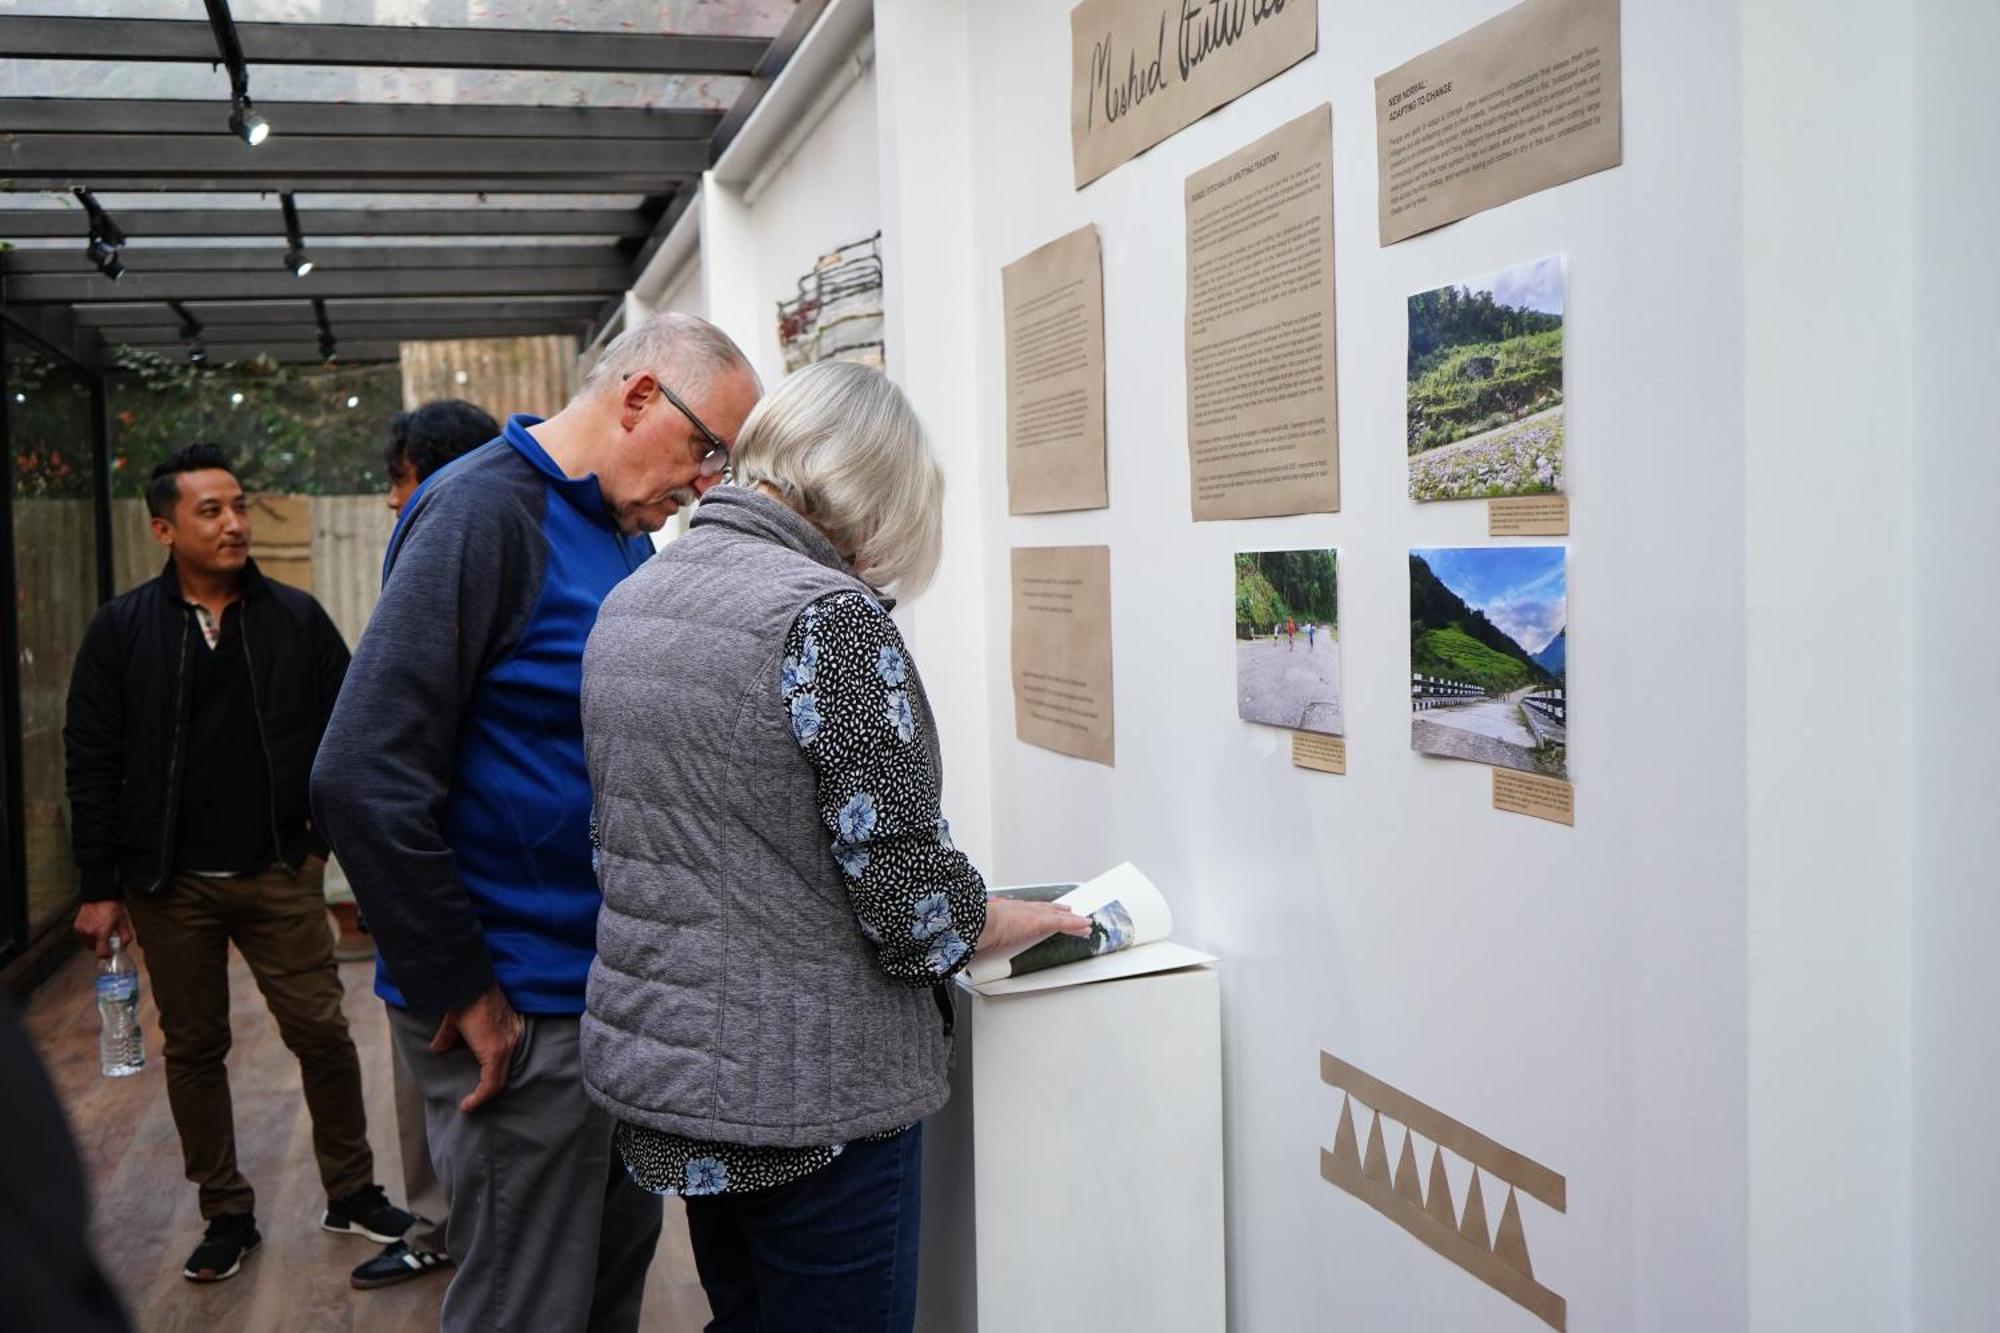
[103,316,590,343]
[123,340,407,364]
[3,175,675,194]
[7,267,628,304]
[626,184,702,303]
[0,16,767,75]
[2,134,702,180]
[0,99,721,141]
[73,296,606,327]
[603,0,831,349]
[0,303,102,371]
[709,0,836,164]
[5,243,622,274]
[0,208,653,240]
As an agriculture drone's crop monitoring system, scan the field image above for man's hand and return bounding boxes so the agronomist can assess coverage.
[973,897,1093,957]
[73,901,130,960]
[429,982,523,1113]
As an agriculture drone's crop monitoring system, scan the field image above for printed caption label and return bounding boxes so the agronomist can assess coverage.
[1492,769,1574,824]
[1292,732,1347,775]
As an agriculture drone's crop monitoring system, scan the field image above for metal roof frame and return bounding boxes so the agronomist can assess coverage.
[0,1,831,365]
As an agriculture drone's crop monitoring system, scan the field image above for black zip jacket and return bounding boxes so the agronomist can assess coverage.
[63,557,351,902]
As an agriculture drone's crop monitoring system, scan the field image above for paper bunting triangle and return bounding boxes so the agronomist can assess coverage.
[1460,1169,1491,1251]
[1362,1111,1391,1183]
[1494,1187,1534,1277]
[1426,1145,1457,1230]
[1394,1130,1424,1206]
[1333,1095,1361,1166]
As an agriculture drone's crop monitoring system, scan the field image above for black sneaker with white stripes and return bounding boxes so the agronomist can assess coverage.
[321,1184,415,1244]
[183,1212,261,1283]
[350,1240,453,1290]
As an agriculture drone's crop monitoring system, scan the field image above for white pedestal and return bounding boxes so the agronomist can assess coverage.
[917,965,1226,1332]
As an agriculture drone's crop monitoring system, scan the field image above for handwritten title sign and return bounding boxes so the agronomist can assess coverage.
[1069,0,1318,189]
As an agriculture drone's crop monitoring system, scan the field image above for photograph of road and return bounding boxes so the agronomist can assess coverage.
[1409,546,1567,778]
[1407,255,1565,502]
[1235,549,1342,735]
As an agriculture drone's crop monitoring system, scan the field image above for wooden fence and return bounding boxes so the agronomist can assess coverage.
[400,335,578,419]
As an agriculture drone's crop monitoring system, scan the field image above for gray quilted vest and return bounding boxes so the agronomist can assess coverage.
[578,486,954,1146]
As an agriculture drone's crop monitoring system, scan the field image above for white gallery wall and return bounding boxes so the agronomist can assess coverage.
[657,259,705,324]
[1909,1,2000,1330]
[712,52,880,387]
[651,0,1994,1328]
[962,3,1743,1331]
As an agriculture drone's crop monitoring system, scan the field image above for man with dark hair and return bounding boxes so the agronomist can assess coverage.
[65,444,412,1285]
[384,399,500,515]
[349,397,500,1293]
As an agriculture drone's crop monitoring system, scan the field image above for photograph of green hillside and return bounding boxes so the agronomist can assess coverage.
[1235,549,1342,735]
[1409,547,1568,778]
[1407,256,1566,502]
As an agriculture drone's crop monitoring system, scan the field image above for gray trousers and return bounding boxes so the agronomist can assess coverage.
[387,1029,448,1252]
[388,1007,663,1333]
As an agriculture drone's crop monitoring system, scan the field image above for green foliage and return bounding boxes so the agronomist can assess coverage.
[1408,553,1553,689]
[104,348,402,497]
[1406,329,1563,456]
[1407,283,1562,377]
[1234,550,1337,638]
[1412,626,1537,694]
[8,348,96,500]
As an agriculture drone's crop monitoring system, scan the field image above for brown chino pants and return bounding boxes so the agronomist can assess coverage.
[124,865,374,1220]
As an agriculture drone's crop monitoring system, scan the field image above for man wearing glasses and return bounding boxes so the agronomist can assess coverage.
[312,313,759,1332]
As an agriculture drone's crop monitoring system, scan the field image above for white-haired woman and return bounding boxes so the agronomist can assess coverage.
[578,359,1084,1330]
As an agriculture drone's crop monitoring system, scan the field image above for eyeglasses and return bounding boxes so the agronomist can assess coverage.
[652,378,732,478]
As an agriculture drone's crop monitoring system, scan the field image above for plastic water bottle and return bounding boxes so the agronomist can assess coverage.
[97,933,144,1078]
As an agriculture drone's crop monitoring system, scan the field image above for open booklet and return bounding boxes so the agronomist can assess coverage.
[965,862,1216,997]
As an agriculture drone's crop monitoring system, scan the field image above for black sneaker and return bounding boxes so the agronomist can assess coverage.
[350,1239,453,1290]
[322,1184,415,1244]
[183,1213,261,1282]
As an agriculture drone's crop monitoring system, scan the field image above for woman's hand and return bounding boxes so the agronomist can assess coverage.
[973,897,1093,956]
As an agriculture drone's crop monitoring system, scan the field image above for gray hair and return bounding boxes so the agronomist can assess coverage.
[729,361,944,597]
[580,311,758,401]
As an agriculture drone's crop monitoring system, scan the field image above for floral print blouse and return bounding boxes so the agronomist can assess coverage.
[616,590,988,1199]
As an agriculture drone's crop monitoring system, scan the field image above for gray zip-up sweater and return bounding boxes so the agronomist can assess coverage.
[579,488,958,1147]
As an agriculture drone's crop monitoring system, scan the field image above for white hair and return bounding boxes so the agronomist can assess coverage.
[580,311,758,401]
[729,361,944,598]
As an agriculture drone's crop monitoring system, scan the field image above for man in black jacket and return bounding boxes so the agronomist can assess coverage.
[64,444,411,1285]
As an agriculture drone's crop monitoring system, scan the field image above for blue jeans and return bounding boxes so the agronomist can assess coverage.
[684,1124,923,1333]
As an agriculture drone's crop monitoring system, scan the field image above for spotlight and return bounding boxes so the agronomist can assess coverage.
[319,330,338,362]
[189,341,209,366]
[75,188,128,280]
[230,96,271,147]
[280,194,313,276]
[207,3,272,145]
[345,395,360,409]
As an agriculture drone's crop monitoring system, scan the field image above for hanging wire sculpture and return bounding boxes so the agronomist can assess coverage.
[776,232,885,372]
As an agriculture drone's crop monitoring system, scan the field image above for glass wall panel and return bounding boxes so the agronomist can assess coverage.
[6,343,100,931]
